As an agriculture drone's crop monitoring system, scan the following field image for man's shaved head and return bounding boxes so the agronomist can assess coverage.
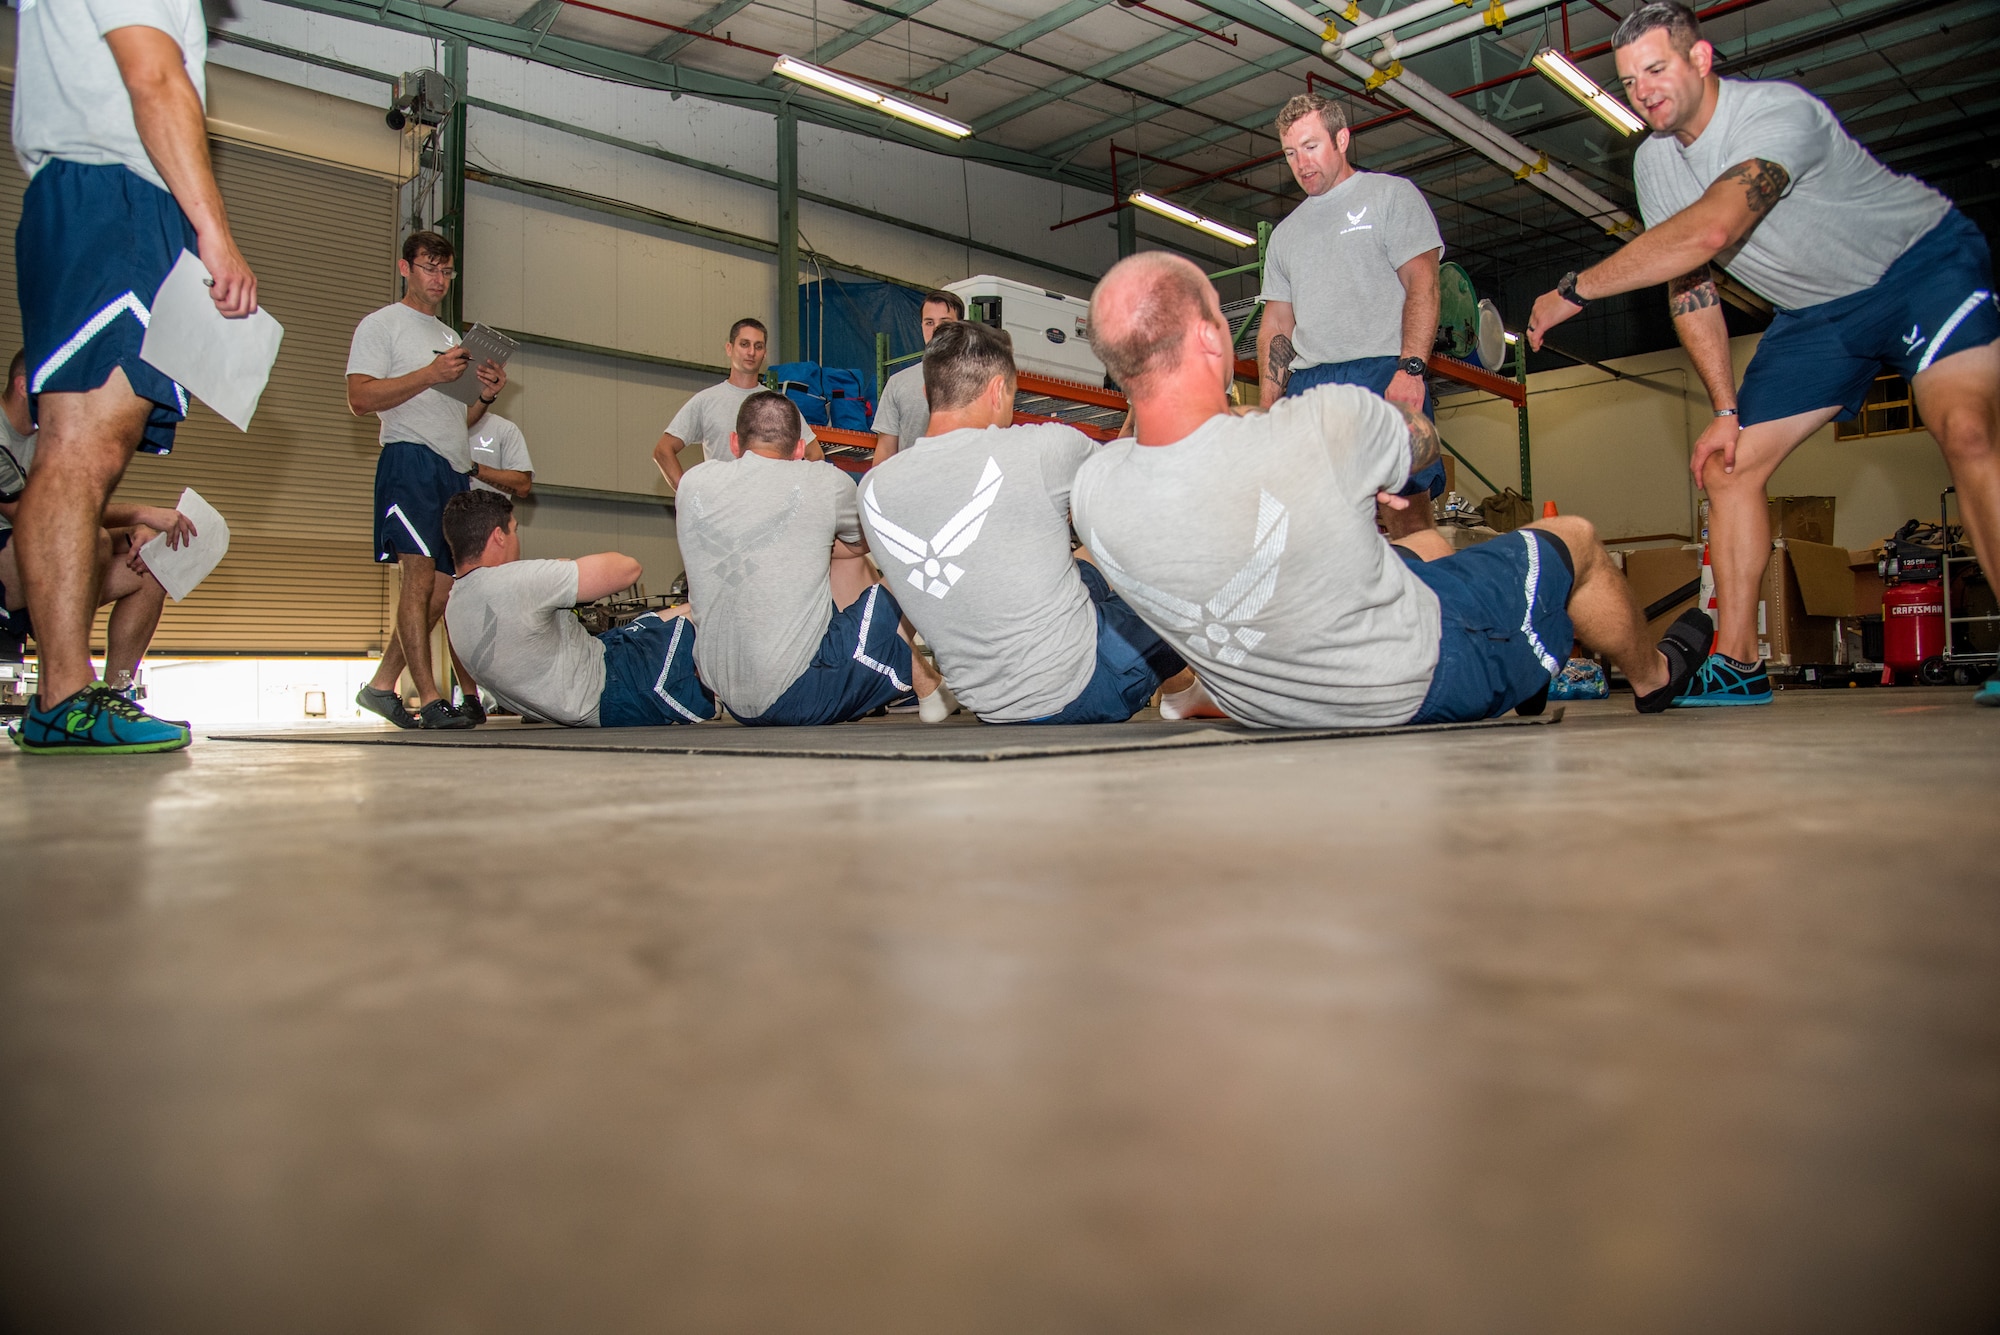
[1088,252,1221,393]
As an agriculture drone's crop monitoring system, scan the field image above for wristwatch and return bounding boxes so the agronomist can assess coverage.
[1555,270,1588,310]
[1398,356,1428,378]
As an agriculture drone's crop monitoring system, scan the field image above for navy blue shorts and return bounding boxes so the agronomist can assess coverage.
[1740,210,2000,427]
[374,441,470,575]
[17,160,199,456]
[1403,529,1576,724]
[1017,560,1187,724]
[735,583,915,726]
[597,611,716,727]
[1287,357,1444,499]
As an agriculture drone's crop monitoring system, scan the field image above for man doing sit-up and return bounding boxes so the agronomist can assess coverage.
[1075,253,1714,728]
[442,489,714,728]
[677,390,941,726]
[859,320,1188,723]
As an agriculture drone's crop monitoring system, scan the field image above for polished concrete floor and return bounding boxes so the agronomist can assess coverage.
[1,689,1997,1334]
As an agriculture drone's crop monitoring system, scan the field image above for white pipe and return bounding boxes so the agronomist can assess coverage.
[1373,0,1566,63]
[1333,0,1466,51]
[1247,0,1639,240]
[1256,0,1341,39]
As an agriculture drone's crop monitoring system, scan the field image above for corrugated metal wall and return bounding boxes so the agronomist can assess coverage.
[0,109,402,654]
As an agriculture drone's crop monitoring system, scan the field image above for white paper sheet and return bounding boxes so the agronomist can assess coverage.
[139,488,230,602]
[139,250,284,432]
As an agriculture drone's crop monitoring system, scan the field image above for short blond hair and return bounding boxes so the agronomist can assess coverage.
[1088,253,1217,393]
[1274,93,1347,139]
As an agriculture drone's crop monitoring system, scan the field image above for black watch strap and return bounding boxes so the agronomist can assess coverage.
[1399,356,1428,378]
[1556,270,1588,310]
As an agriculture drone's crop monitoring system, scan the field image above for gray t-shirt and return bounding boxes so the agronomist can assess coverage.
[469,414,533,494]
[1634,79,1950,311]
[870,363,929,441]
[12,0,206,192]
[0,415,38,535]
[1260,171,1444,368]
[445,559,606,727]
[1072,385,1440,729]
[346,303,472,470]
[860,423,1098,722]
[676,452,860,718]
[666,379,817,465]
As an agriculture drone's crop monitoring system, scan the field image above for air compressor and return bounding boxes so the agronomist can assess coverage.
[1878,524,1946,683]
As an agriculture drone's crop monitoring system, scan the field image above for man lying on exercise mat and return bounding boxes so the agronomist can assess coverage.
[1075,252,1715,729]
[442,489,714,728]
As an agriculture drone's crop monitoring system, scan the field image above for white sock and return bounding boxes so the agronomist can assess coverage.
[1158,680,1212,721]
[918,682,958,723]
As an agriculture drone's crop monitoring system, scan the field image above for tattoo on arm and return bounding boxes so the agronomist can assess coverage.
[1718,158,1790,216]
[1667,263,1720,319]
[1396,403,1441,476]
[1267,334,1296,393]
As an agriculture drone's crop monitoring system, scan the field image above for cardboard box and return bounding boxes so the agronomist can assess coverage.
[1623,545,1702,640]
[1768,496,1836,544]
[1849,546,1887,619]
[1760,538,1863,666]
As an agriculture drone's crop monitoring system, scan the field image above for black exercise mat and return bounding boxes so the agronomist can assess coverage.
[213,707,1562,763]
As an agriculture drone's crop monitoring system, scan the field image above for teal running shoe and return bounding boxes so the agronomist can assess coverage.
[1672,652,1773,707]
[1977,670,2000,707]
[10,683,192,754]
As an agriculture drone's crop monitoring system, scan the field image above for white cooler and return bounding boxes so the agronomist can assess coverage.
[944,275,1105,386]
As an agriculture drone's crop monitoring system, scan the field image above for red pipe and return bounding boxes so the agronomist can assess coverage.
[1123,0,1237,46]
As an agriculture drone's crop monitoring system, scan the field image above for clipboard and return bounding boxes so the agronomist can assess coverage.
[436,323,519,404]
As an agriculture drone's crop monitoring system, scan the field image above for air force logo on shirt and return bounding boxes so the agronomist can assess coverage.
[1341,206,1372,234]
[1093,490,1289,666]
[863,459,1003,599]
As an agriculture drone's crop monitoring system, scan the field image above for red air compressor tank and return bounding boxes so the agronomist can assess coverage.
[1882,580,1946,682]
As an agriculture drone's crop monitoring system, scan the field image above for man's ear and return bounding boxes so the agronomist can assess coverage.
[729,431,744,458]
[1335,126,1351,156]
[1690,39,1715,77]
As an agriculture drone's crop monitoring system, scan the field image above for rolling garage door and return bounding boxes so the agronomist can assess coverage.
[0,109,401,653]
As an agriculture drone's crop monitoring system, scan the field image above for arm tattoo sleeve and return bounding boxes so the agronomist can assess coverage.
[1397,403,1441,476]
[1667,263,1720,318]
[1718,158,1790,216]
[1267,333,1296,393]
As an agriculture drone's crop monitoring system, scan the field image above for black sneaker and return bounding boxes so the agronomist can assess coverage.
[418,698,474,730]
[356,684,417,729]
[456,695,487,727]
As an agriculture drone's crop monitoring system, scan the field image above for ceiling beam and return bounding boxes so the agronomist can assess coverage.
[795,0,945,70]
[646,0,756,62]
[971,11,1235,135]
[251,0,1118,192]
[906,0,1118,93]
[1032,45,1308,160]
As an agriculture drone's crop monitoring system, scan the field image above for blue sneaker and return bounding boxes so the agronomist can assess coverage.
[1672,652,1773,707]
[9,683,192,754]
[1977,670,2000,707]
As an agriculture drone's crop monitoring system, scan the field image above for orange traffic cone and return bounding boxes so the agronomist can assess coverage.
[1541,500,1558,518]
[1698,543,1717,611]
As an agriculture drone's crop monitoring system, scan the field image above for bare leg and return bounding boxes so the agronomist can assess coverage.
[384,553,443,705]
[1528,515,1672,697]
[101,554,167,686]
[368,564,412,695]
[14,369,151,704]
[829,546,875,611]
[1380,493,1447,558]
[1702,407,1839,663]
[1391,527,1453,562]
[1913,341,2000,598]
[430,574,478,704]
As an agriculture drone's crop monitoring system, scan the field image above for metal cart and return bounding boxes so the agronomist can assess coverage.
[1935,485,1998,685]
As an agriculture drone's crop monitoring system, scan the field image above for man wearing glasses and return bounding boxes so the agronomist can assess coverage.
[345,230,504,729]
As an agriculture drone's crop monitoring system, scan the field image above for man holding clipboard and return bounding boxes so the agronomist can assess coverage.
[345,230,505,730]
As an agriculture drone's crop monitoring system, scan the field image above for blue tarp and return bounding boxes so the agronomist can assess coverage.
[798,277,929,400]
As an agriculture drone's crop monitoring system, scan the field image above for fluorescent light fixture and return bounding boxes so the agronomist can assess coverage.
[1127,191,1257,248]
[1531,47,1646,136]
[772,56,972,139]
